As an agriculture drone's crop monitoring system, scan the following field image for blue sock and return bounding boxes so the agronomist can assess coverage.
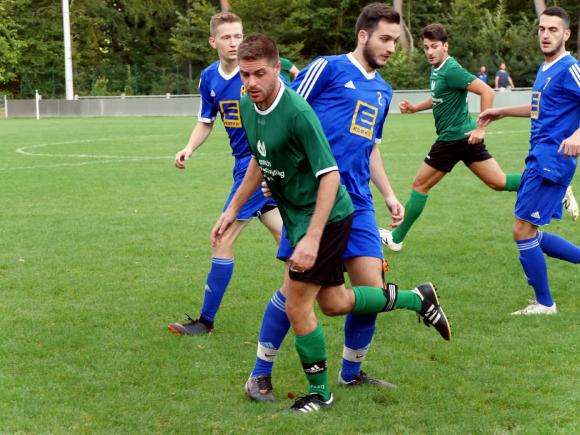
[251,290,290,377]
[199,257,234,322]
[538,231,580,264]
[340,313,377,382]
[517,236,553,307]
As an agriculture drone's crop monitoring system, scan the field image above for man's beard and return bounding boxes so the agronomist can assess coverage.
[363,41,382,70]
[542,39,564,58]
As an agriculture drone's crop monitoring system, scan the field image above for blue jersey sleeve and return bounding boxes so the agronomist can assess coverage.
[291,57,331,103]
[198,74,217,122]
[564,62,580,101]
[375,103,390,143]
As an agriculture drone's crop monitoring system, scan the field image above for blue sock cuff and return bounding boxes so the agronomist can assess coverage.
[211,257,234,265]
[516,236,540,250]
[270,290,286,312]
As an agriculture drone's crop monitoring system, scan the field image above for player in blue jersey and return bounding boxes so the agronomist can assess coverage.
[479,6,579,315]
[244,3,450,402]
[168,12,282,335]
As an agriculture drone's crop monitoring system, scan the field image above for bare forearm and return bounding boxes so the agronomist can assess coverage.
[306,171,340,241]
[370,143,395,201]
[186,121,213,152]
[499,104,532,118]
[414,97,433,112]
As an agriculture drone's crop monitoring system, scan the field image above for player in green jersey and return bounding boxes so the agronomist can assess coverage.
[211,33,450,413]
[381,23,522,251]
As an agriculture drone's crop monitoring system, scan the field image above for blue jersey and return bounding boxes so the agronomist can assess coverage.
[527,53,580,186]
[198,61,250,159]
[291,54,393,211]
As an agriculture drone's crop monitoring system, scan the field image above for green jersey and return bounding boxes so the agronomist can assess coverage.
[240,83,353,246]
[279,57,293,83]
[430,56,477,141]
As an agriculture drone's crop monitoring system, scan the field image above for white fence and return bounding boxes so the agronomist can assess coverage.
[1,89,533,119]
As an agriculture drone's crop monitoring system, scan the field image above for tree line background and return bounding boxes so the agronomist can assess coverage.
[0,0,578,98]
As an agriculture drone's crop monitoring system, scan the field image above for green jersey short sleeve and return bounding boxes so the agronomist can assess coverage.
[430,57,477,141]
[279,57,293,83]
[240,83,353,246]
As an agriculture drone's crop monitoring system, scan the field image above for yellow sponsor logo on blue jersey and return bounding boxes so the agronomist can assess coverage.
[219,100,242,128]
[530,91,541,120]
[350,100,378,140]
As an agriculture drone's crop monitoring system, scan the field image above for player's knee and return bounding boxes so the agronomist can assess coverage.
[411,178,429,193]
[319,303,343,316]
[512,220,536,240]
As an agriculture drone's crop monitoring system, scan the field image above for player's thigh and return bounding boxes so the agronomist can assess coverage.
[412,162,446,193]
[258,206,283,243]
[212,219,251,257]
[317,284,353,316]
[468,158,506,191]
[344,256,383,287]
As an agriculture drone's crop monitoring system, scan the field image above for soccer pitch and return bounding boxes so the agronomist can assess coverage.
[1,116,578,433]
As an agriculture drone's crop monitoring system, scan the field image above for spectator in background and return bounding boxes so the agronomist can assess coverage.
[495,63,514,91]
[477,65,488,84]
[279,57,300,82]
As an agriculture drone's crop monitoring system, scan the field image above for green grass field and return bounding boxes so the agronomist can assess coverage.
[1,115,578,434]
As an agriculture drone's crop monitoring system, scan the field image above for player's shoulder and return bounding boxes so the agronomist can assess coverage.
[284,86,314,111]
[444,57,466,72]
[200,60,221,78]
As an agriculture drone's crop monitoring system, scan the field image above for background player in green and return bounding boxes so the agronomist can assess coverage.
[211,33,449,413]
[279,57,299,83]
[381,23,521,252]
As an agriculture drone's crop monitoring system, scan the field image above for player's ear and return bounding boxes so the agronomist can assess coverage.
[357,29,369,45]
[563,27,571,42]
[209,36,217,49]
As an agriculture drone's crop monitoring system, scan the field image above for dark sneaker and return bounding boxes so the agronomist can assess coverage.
[289,393,333,413]
[245,375,275,401]
[167,314,214,336]
[338,370,397,389]
[412,283,451,341]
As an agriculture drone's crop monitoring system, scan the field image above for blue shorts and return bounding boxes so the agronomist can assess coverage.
[223,156,276,220]
[277,209,383,261]
[514,168,565,226]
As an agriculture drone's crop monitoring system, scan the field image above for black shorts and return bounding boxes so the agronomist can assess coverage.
[424,137,493,173]
[289,213,353,286]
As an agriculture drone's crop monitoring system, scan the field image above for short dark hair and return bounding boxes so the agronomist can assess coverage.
[355,3,400,37]
[237,33,279,65]
[422,23,448,43]
[209,12,242,36]
[541,6,570,29]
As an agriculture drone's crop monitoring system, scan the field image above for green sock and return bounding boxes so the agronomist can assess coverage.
[392,190,428,243]
[394,290,422,312]
[352,286,390,314]
[295,324,330,400]
[505,173,521,191]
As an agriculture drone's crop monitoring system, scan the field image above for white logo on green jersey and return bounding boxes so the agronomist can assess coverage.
[431,80,436,90]
[257,140,267,157]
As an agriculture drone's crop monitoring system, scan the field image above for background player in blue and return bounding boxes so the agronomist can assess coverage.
[479,6,580,315]
[168,12,282,335]
[244,4,449,401]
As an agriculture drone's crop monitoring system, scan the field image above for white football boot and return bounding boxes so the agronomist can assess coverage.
[379,228,403,252]
[563,186,579,221]
[511,299,557,315]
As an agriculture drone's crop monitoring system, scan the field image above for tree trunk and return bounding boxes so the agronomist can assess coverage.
[220,0,231,12]
[533,0,546,17]
[393,0,412,52]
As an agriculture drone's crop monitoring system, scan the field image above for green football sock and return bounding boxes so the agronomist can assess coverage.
[392,190,428,244]
[352,286,390,314]
[505,173,521,191]
[352,286,422,313]
[295,324,330,400]
[394,290,422,312]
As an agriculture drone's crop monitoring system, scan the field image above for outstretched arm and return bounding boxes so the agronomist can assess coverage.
[370,143,404,227]
[399,97,433,114]
[175,121,214,169]
[478,104,532,127]
[464,79,494,144]
[211,158,262,245]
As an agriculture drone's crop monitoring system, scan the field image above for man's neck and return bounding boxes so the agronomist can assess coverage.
[220,59,238,75]
[544,48,566,64]
[351,49,376,74]
[257,80,281,111]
